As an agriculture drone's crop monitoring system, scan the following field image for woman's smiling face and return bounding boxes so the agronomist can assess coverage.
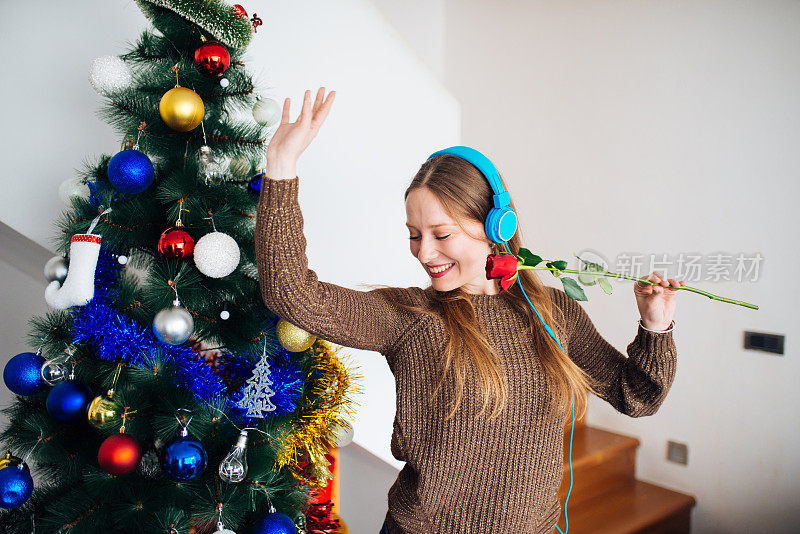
[405,187,499,295]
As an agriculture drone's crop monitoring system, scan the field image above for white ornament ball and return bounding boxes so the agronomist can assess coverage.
[194,232,240,278]
[252,97,281,127]
[330,421,355,447]
[58,178,91,205]
[88,56,133,96]
[117,255,129,265]
[219,78,230,88]
[219,310,230,320]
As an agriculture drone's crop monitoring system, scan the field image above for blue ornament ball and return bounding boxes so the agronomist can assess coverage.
[160,436,207,481]
[253,511,297,534]
[248,172,264,194]
[107,149,155,194]
[0,466,34,509]
[46,380,92,423]
[3,352,46,395]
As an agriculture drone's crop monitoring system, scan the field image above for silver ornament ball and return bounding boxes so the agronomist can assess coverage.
[219,78,230,88]
[193,232,240,278]
[58,177,91,205]
[252,97,281,127]
[152,304,194,345]
[44,256,69,284]
[88,55,133,96]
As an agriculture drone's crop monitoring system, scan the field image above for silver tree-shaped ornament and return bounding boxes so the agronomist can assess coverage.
[236,340,277,418]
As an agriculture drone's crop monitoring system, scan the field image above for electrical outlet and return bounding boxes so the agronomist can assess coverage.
[744,331,784,355]
[667,440,688,465]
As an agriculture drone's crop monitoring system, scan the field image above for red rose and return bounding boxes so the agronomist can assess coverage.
[486,253,520,292]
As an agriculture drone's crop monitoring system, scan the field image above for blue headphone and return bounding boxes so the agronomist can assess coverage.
[427,146,519,244]
[427,146,576,534]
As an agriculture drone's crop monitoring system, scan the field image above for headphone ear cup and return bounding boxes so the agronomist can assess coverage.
[498,208,518,242]
[485,208,501,243]
[486,207,518,243]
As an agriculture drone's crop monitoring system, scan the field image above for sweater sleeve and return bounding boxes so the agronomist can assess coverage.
[254,176,415,355]
[550,287,678,417]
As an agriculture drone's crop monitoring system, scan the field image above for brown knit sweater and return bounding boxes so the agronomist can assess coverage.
[254,176,678,534]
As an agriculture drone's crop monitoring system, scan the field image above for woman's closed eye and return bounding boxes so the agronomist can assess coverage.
[408,234,450,241]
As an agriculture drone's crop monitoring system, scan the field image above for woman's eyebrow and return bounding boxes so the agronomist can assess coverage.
[405,223,455,229]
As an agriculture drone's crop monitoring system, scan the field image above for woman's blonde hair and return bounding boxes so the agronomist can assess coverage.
[385,154,600,422]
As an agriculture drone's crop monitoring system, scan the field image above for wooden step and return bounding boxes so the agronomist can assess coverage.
[558,426,639,507]
[555,478,696,534]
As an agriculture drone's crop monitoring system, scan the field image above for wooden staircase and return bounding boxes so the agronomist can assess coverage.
[555,415,697,533]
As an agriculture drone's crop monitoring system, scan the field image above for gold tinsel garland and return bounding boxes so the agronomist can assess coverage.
[274,339,362,487]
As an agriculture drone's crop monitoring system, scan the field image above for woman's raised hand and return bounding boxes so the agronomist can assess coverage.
[265,87,336,178]
[634,271,685,331]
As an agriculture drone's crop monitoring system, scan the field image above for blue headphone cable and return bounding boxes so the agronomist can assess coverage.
[504,240,574,534]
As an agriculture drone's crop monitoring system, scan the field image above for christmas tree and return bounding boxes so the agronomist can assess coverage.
[0,1,355,532]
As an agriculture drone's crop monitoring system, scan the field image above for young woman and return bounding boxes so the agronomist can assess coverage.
[255,87,683,534]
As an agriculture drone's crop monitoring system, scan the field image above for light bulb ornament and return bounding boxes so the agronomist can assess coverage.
[40,345,75,387]
[205,404,275,486]
[218,429,249,484]
[486,248,759,309]
[40,346,77,388]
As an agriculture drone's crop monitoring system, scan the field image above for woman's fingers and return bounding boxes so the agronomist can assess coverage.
[312,87,325,114]
[299,89,313,122]
[281,97,291,125]
[312,90,335,128]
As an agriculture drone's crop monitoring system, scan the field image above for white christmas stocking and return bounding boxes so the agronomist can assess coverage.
[45,234,101,309]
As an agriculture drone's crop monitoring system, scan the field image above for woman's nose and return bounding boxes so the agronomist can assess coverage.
[417,236,438,262]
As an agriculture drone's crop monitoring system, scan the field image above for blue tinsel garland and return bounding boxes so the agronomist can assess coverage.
[68,247,304,422]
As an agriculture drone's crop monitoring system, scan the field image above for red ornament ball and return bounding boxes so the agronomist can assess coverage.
[98,433,142,475]
[158,226,195,259]
[233,4,247,17]
[193,41,230,77]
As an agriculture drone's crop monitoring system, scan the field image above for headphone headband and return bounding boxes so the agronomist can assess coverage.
[426,145,517,243]
[427,146,504,198]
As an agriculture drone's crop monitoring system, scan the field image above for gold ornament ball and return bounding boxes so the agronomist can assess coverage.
[0,452,27,472]
[276,318,317,352]
[87,394,121,429]
[159,87,205,132]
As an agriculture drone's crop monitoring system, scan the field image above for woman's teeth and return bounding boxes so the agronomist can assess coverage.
[429,263,454,273]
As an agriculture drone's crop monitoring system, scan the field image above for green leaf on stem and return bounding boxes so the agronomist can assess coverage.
[562,277,588,301]
[517,247,543,267]
[598,277,613,295]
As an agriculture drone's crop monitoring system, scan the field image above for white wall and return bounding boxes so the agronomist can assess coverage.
[442,1,798,533]
[0,0,458,472]
[371,0,447,82]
